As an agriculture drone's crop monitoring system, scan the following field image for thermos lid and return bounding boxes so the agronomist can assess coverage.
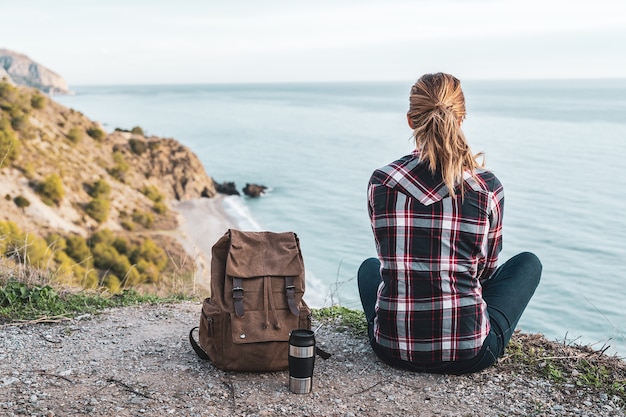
[289,329,315,347]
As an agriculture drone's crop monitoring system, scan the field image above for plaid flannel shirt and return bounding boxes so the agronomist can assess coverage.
[368,150,504,363]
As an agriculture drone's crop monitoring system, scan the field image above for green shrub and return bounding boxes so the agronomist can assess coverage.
[13,195,30,210]
[21,232,51,270]
[68,263,99,289]
[112,237,130,255]
[81,268,100,289]
[0,221,51,270]
[19,161,35,179]
[89,229,115,247]
[130,238,167,271]
[103,274,122,293]
[10,114,29,132]
[0,120,20,163]
[85,197,110,223]
[141,185,163,203]
[66,127,84,144]
[136,259,160,283]
[142,185,168,214]
[121,220,135,231]
[153,202,167,214]
[53,250,77,284]
[46,233,67,252]
[92,242,132,279]
[130,126,144,136]
[64,235,93,267]
[0,81,16,99]
[86,126,106,141]
[31,94,46,109]
[35,173,65,206]
[132,210,154,229]
[88,179,111,198]
[0,220,22,254]
[108,151,129,181]
[122,267,142,287]
[129,138,147,155]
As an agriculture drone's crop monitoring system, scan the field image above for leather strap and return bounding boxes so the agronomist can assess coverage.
[316,346,331,360]
[233,277,245,317]
[189,327,210,360]
[285,276,299,316]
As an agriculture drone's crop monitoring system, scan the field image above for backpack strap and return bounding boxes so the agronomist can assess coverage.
[189,327,210,360]
[316,346,332,360]
[233,277,245,317]
[285,276,299,316]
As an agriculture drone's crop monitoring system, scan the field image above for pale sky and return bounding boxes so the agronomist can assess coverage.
[2,0,625,85]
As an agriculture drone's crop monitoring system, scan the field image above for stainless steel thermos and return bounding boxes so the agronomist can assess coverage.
[288,329,315,394]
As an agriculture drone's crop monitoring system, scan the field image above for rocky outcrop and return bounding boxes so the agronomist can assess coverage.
[215,181,240,196]
[0,48,69,94]
[110,133,217,201]
[242,183,267,197]
[215,182,268,197]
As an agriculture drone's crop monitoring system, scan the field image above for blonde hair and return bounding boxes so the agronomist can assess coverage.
[408,73,483,197]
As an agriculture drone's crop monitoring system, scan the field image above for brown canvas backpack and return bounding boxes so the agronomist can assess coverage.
[189,229,312,371]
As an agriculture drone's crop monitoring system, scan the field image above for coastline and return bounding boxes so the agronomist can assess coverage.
[170,195,238,292]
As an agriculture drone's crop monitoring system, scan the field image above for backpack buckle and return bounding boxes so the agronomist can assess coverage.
[233,278,245,317]
[285,277,299,316]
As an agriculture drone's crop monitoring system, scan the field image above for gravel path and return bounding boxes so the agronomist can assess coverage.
[1,302,623,417]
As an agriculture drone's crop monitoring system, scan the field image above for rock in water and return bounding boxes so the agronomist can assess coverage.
[242,183,267,197]
[215,181,240,196]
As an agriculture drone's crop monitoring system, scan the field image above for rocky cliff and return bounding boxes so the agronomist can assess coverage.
[0,49,69,94]
[0,81,217,291]
[0,81,216,235]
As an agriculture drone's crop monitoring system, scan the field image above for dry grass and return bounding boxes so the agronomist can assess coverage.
[498,331,626,406]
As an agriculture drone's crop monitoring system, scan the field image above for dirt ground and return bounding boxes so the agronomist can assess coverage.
[1,302,624,417]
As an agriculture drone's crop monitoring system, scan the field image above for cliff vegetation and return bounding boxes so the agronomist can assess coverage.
[0,81,216,296]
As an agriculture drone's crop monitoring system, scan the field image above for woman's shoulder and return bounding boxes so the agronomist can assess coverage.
[469,168,503,193]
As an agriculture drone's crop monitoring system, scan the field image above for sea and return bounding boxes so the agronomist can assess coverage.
[55,79,626,356]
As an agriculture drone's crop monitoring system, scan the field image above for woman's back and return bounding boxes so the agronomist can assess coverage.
[368,149,503,362]
[358,72,540,374]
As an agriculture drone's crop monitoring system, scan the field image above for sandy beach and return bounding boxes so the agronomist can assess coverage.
[170,196,239,291]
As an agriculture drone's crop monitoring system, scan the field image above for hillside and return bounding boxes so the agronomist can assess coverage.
[0,81,217,293]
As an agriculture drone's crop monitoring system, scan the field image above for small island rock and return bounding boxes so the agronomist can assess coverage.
[242,183,267,198]
[215,181,240,196]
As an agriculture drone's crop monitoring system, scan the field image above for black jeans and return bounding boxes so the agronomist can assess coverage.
[357,252,542,374]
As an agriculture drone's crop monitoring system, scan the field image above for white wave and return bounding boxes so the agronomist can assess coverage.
[302,268,329,309]
[221,195,329,308]
[221,195,263,231]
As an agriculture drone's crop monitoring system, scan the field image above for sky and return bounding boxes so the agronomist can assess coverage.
[1,0,625,85]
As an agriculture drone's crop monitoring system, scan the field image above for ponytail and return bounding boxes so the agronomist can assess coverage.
[408,73,483,198]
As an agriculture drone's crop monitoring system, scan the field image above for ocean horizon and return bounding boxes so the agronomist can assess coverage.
[56,79,626,356]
